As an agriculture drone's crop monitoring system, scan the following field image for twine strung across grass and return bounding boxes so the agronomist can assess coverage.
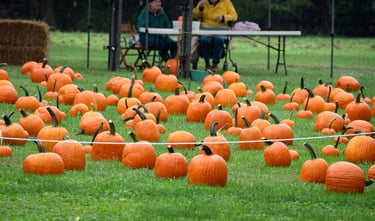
[0,132,374,146]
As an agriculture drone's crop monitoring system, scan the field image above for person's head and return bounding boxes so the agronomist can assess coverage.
[209,0,219,4]
[149,0,162,12]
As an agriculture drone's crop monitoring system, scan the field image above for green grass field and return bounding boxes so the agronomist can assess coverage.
[1,31,375,220]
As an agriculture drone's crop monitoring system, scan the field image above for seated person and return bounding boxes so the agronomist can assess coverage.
[137,0,177,62]
[193,0,238,72]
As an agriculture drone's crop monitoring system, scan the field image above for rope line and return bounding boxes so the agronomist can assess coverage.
[1,131,374,146]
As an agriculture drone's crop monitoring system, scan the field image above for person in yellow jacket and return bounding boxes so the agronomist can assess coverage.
[193,0,238,72]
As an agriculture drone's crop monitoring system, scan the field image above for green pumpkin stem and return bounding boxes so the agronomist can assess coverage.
[128,131,138,142]
[167,145,175,153]
[303,142,317,159]
[90,122,103,145]
[2,114,12,126]
[33,139,46,153]
[127,77,135,98]
[36,85,43,102]
[201,145,213,155]
[156,110,161,124]
[355,93,361,103]
[199,94,206,102]
[234,108,238,127]
[19,109,28,118]
[46,106,59,127]
[300,77,305,89]
[209,121,218,136]
[269,113,280,124]
[20,85,29,96]
[359,86,366,98]
[108,120,116,136]
[133,107,146,121]
[241,116,251,128]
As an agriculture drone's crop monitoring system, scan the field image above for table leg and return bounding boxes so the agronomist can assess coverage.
[275,35,288,75]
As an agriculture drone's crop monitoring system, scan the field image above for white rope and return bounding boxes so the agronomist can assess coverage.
[1,131,374,146]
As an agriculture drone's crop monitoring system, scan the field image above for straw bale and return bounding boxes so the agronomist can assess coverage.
[0,19,49,65]
[0,45,48,65]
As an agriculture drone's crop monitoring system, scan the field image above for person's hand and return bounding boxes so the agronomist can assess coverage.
[215,15,224,23]
[200,0,207,8]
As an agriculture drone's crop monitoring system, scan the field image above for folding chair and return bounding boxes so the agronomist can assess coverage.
[119,24,159,70]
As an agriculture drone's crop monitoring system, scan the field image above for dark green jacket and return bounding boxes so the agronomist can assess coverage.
[137,7,171,38]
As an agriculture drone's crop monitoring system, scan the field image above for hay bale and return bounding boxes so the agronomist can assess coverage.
[0,19,49,65]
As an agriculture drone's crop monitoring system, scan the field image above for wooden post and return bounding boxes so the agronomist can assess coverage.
[108,0,123,71]
[179,0,193,79]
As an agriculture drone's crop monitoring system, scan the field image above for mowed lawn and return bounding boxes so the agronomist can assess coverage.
[0,31,375,220]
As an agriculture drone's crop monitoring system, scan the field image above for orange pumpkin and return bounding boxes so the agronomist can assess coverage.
[166,130,196,150]
[238,117,264,150]
[1,113,29,146]
[155,145,188,178]
[91,120,125,161]
[142,61,162,83]
[325,161,372,193]
[262,113,294,145]
[23,140,65,175]
[344,93,371,121]
[122,131,156,169]
[202,121,231,161]
[291,77,309,104]
[155,74,178,92]
[18,109,45,137]
[36,107,69,151]
[345,135,375,163]
[52,136,86,170]
[164,87,190,115]
[204,104,232,131]
[264,141,291,166]
[188,145,227,187]
[214,88,237,107]
[335,76,360,91]
[276,80,291,101]
[255,85,275,105]
[300,143,328,183]
[186,94,212,122]
[222,71,240,85]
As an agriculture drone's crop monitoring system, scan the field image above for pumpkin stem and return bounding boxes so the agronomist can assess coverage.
[233,108,238,127]
[288,110,295,120]
[177,81,188,95]
[259,110,266,119]
[334,135,340,149]
[42,58,48,68]
[289,92,295,102]
[269,113,280,124]
[303,95,310,111]
[128,131,138,142]
[156,110,161,124]
[127,77,135,98]
[150,95,157,102]
[174,86,180,95]
[36,85,43,102]
[19,109,28,118]
[326,85,332,102]
[241,116,251,128]
[60,65,67,73]
[90,122,103,145]
[334,101,339,113]
[108,120,116,136]
[327,117,336,129]
[359,86,366,98]
[365,179,373,187]
[260,85,267,92]
[282,80,288,94]
[20,85,29,96]
[243,98,251,106]
[262,137,273,145]
[46,106,59,127]
[2,114,12,126]
[33,139,46,153]
[201,145,213,155]
[199,94,206,102]
[318,79,323,85]
[167,145,175,153]
[133,107,146,120]
[217,104,223,111]
[300,77,305,89]
[137,103,149,113]
[209,121,218,136]
[303,142,317,159]
[93,84,99,93]
[355,93,361,103]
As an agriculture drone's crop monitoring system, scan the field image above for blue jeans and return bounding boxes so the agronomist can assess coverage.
[140,35,177,61]
[199,35,225,65]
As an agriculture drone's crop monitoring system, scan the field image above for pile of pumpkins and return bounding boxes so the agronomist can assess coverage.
[0,61,374,192]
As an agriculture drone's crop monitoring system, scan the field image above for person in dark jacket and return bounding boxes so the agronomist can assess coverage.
[137,0,177,62]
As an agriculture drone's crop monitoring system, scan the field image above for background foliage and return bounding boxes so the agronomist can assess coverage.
[0,0,374,36]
